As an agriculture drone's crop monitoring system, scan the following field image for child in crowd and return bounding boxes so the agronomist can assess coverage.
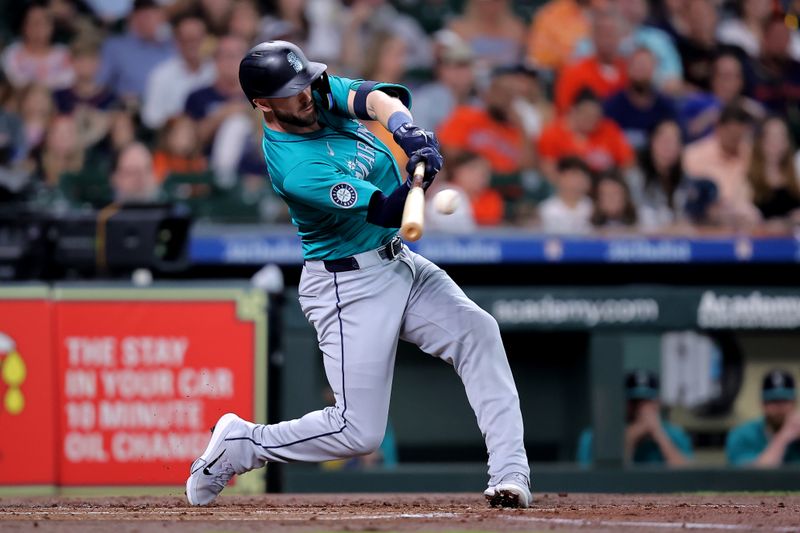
[591,170,638,230]
[152,115,207,182]
[427,151,504,233]
[538,156,593,234]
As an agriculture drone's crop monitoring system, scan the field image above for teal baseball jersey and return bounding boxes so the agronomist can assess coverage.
[261,75,411,260]
[726,417,800,465]
[576,422,693,466]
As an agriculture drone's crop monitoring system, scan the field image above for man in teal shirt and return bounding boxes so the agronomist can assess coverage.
[577,370,693,466]
[726,370,800,466]
[186,41,531,509]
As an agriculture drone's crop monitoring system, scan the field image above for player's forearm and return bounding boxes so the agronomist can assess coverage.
[652,429,690,467]
[365,90,412,133]
[753,434,792,467]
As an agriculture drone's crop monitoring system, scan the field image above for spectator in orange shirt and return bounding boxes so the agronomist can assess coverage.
[438,66,538,176]
[554,8,628,113]
[428,151,504,231]
[538,88,634,182]
[527,0,592,72]
[453,151,504,226]
[152,115,207,182]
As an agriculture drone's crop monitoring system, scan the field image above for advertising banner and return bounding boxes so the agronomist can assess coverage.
[0,288,57,485]
[54,288,266,485]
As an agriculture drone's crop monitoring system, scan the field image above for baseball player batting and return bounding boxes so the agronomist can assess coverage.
[185,41,530,508]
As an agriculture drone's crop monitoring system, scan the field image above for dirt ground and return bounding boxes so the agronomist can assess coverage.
[1,493,799,533]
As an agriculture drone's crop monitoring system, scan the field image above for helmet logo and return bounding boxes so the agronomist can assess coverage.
[287,51,303,73]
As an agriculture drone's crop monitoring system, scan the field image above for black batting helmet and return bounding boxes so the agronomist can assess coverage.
[239,41,328,106]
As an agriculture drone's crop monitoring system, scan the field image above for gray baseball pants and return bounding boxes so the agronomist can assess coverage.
[243,244,529,486]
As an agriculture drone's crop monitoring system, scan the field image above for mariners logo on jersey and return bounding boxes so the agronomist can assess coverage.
[330,182,358,208]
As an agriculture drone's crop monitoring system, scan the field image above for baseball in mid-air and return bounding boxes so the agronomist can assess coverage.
[433,189,460,215]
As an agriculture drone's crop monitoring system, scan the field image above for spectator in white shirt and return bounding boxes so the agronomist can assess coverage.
[1,3,74,90]
[141,11,215,129]
[539,156,594,234]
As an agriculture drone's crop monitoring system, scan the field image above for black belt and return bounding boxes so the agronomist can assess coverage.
[323,236,403,273]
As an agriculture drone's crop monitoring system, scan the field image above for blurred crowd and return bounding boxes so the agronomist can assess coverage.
[0,0,799,234]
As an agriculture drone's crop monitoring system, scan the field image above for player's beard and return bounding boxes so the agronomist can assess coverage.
[273,105,318,128]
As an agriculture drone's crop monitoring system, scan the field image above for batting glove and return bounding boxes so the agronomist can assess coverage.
[393,123,440,157]
[406,146,443,190]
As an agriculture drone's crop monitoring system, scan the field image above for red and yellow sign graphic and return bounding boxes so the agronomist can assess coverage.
[55,300,256,485]
[1,332,27,415]
[0,300,57,485]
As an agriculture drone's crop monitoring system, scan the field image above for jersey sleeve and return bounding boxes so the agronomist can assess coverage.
[321,74,412,118]
[575,428,593,466]
[281,160,381,215]
[669,425,694,458]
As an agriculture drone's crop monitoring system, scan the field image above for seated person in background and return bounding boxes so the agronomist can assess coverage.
[591,170,638,230]
[446,0,526,71]
[31,115,86,190]
[184,34,250,152]
[573,0,683,93]
[538,88,634,182]
[25,115,90,210]
[54,37,119,151]
[413,31,478,133]
[675,0,724,92]
[141,11,215,130]
[683,103,761,229]
[577,370,693,466]
[438,65,538,177]
[111,142,161,203]
[1,3,74,90]
[628,119,690,230]
[726,369,800,466]
[554,7,628,113]
[603,47,676,151]
[526,0,592,72]
[751,15,800,138]
[717,0,800,61]
[97,0,175,106]
[679,52,764,144]
[153,115,207,183]
[747,116,800,223]
[18,84,55,159]
[538,156,593,235]
[427,151,502,233]
[54,37,118,115]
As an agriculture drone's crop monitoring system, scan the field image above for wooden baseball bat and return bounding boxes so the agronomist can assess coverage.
[400,161,426,242]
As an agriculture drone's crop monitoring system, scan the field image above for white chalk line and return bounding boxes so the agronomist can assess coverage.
[504,515,799,532]
[3,509,797,531]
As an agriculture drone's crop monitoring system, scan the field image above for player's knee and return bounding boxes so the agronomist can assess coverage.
[347,429,385,456]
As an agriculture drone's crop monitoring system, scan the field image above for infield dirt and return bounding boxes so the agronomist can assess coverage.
[1,493,799,532]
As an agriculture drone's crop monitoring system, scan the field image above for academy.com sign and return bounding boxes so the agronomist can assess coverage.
[492,296,660,327]
[698,291,800,329]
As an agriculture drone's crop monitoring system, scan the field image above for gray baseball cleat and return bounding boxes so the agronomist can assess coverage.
[186,413,258,506]
[484,472,532,508]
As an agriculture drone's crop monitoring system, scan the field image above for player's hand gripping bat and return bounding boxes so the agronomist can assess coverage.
[400,161,426,241]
